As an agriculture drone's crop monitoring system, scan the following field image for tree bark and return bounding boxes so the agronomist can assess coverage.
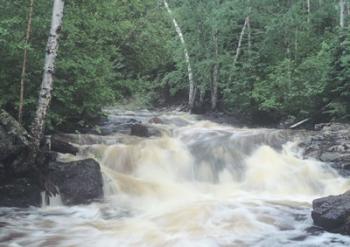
[234,16,249,64]
[163,0,196,111]
[211,31,219,110]
[247,16,251,59]
[31,0,65,149]
[18,0,35,124]
[307,0,311,23]
[340,0,346,28]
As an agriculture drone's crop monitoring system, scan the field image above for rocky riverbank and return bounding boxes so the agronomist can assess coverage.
[299,122,350,235]
[0,110,103,207]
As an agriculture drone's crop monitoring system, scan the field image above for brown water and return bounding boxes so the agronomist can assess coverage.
[1,108,350,247]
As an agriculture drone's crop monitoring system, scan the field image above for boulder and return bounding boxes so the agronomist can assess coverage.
[299,122,350,175]
[312,191,350,235]
[50,135,79,155]
[149,117,163,124]
[49,159,103,205]
[130,124,149,137]
[0,110,32,174]
[0,178,42,208]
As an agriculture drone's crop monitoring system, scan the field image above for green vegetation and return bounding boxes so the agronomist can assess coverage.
[0,0,349,131]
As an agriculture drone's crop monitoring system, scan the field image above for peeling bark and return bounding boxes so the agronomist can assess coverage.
[31,0,65,149]
[18,0,35,123]
[163,0,196,111]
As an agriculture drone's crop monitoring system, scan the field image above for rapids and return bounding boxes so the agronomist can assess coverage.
[1,108,350,247]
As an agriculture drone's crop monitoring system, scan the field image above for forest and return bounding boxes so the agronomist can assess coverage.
[1,0,350,132]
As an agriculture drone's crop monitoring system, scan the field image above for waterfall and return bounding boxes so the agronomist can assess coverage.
[1,109,350,247]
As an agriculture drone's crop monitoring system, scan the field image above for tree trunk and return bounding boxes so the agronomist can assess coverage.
[307,0,311,22]
[228,16,249,83]
[340,0,346,28]
[211,31,219,110]
[234,16,249,64]
[18,0,35,124]
[163,0,196,111]
[247,16,252,59]
[31,0,65,149]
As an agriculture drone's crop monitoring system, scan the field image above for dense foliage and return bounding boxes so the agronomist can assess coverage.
[0,0,349,131]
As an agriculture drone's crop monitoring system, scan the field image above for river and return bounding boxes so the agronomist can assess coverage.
[1,108,350,247]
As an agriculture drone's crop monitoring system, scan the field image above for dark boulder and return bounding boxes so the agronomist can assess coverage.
[0,178,42,208]
[50,135,79,155]
[130,124,149,137]
[312,191,350,235]
[0,110,32,174]
[49,159,103,205]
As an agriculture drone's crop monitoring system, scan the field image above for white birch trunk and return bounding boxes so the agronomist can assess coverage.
[31,0,64,149]
[234,17,249,64]
[340,0,345,28]
[163,0,196,111]
[18,0,35,123]
[247,16,251,57]
[211,32,219,110]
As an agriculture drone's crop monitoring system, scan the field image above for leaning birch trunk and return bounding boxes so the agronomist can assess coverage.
[31,0,65,149]
[211,32,219,110]
[18,0,35,123]
[340,0,345,28]
[228,16,248,83]
[234,16,249,64]
[247,16,251,59]
[163,0,196,111]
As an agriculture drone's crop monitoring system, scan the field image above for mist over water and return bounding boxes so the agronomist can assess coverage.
[1,109,350,247]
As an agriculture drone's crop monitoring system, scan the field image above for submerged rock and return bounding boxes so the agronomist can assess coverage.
[49,159,103,205]
[312,191,350,235]
[130,124,149,137]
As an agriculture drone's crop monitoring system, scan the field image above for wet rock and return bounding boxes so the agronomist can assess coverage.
[312,191,350,235]
[299,122,350,175]
[49,159,103,205]
[50,136,79,155]
[149,117,163,124]
[0,163,5,181]
[0,110,32,174]
[0,178,42,208]
[130,124,149,137]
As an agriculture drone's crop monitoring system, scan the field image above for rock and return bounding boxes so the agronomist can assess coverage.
[0,163,5,181]
[299,122,350,175]
[130,124,149,137]
[50,136,79,155]
[49,159,103,205]
[312,191,350,235]
[0,178,42,208]
[149,117,163,124]
[0,110,32,174]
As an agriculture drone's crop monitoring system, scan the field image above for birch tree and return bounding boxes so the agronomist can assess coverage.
[18,0,35,123]
[163,0,196,111]
[31,0,65,149]
[340,0,346,28]
[234,16,249,64]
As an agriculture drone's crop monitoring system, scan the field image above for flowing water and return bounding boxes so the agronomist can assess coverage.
[1,109,350,247]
